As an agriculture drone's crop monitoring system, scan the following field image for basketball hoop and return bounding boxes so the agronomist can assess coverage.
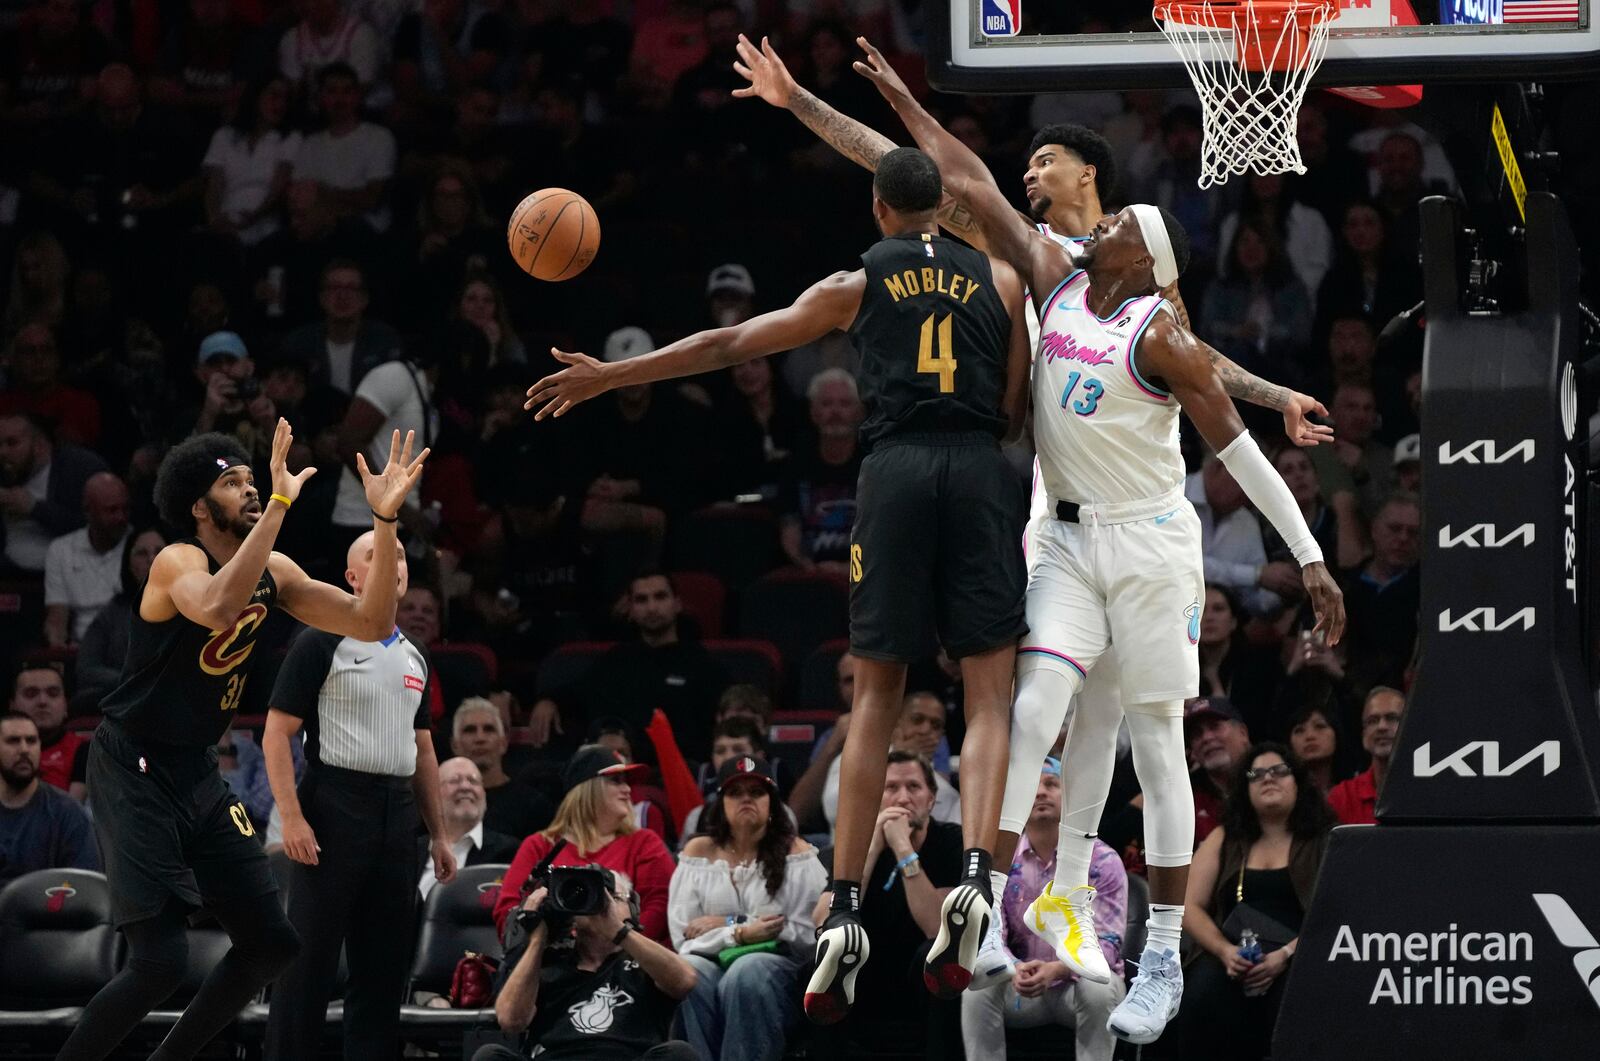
[1153,1,1333,188]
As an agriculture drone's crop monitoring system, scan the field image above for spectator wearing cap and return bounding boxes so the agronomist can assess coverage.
[0,322,101,447]
[0,713,98,883]
[777,367,862,573]
[493,745,678,943]
[961,758,1125,1061]
[419,757,520,900]
[567,326,719,550]
[1327,687,1405,825]
[185,332,278,485]
[278,259,402,395]
[0,410,108,575]
[706,263,756,328]
[1186,697,1252,843]
[671,755,827,1061]
[1392,433,1421,493]
[42,471,129,646]
[452,697,556,839]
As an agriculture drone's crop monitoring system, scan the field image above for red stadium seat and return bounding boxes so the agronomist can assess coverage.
[737,570,848,679]
[703,639,783,696]
[669,570,726,639]
[670,505,781,591]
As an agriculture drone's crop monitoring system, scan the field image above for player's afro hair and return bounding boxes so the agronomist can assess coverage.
[1156,204,1193,278]
[154,433,252,535]
[1028,124,1118,205]
[874,147,943,215]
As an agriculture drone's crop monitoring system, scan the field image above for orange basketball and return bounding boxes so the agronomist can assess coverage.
[506,189,600,281]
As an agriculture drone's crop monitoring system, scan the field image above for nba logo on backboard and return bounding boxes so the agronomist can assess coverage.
[980,0,1020,36]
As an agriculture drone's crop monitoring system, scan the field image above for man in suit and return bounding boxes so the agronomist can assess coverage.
[419,756,519,899]
[0,412,109,574]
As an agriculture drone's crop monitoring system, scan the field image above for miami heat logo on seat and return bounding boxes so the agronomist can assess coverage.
[45,882,77,913]
[199,603,269,675]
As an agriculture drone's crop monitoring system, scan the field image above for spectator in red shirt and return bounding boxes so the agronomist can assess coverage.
[494,745,676,944]
[9,662,84,800]
[1185,696,1252,844]
[0,322,100,447]
[1327,686,1405,825]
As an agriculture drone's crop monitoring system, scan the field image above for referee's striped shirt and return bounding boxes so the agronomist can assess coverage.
[269,627,431,776]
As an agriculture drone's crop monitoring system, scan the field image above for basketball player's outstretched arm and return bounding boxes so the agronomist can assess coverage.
[148,418,313,630]
[731,34,993,249]
[271,429,429,641]
[851,37,1069,300]
[524,272,867,419]
[1136,317,1347,644]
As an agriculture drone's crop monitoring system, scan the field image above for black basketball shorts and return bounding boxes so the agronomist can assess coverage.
[848,434,1028,663]
[89,720,277,926]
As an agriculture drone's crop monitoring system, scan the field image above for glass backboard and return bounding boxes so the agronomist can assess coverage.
[928,1,1600,93]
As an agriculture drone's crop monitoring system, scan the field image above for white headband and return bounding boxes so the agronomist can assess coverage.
[1129,204,1179,289]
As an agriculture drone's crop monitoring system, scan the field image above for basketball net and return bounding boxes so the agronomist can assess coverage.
[1154,1,1333,189]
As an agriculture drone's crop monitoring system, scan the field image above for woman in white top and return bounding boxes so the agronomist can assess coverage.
[670,756,826,1061]
[202,74,301,247]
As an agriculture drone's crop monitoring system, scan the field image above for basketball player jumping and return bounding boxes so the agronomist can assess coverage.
[56,422,427,1061]
[527,148,1029,1021]
[848,40,1345,1044]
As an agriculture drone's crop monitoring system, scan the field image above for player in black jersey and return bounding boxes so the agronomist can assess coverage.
[525,147,1033,1023]
[57,420,427,1061]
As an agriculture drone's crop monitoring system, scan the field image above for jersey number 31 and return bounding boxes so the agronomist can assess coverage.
[918,313,958,394]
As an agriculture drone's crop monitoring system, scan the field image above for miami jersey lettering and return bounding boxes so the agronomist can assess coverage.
[1032,270,1185,506]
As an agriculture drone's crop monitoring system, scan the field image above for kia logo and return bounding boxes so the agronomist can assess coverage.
[1413,740,1560,777]
[1437,439,1535,465]
[1437,524,1535,549]
[1437,607,1537,632]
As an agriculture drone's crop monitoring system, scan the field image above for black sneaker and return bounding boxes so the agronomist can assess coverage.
[805,911,870,1025]
[922,882,992,998]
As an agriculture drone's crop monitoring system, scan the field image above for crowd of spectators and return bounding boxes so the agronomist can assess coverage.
[0,0,1514,1058]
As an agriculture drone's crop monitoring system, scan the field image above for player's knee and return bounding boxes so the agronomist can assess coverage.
[128,933,190,996]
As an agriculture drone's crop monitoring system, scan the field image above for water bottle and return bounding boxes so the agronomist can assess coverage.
[1238,929,1266,996]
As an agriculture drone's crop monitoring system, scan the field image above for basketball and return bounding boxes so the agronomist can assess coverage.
[506,189,600,281]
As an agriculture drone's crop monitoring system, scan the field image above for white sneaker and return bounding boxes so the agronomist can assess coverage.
[923,883,992,997]
[1107,946,1184,1045]
[967,904,1015,991]
[1022,881,1112,984]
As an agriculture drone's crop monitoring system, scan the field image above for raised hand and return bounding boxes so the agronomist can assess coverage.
[732,34,799,108]
[359,429,430,519]
[524,348,614,420]
[1282,392,1334,448]
[1301,561,1346,647]
[268,418,318,506]
[851,37,912,104]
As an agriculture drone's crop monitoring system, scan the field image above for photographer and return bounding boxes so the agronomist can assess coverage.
[478,872,698,1061]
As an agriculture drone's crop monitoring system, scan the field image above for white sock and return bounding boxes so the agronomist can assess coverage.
[989,870,1009,908]
[1052,828,1096,892]
[1146,903,1184,955]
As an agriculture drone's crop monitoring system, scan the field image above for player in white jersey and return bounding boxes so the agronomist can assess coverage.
[852,40,1346,1045]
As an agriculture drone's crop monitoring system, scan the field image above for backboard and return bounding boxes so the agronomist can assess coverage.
[928,1,1600,93]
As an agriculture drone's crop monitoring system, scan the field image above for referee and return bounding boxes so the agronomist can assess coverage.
[262,530,457,1061]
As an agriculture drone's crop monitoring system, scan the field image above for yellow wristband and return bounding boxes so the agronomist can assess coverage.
[269,493,293,509]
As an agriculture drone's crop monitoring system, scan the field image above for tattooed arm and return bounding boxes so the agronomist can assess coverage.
[1206,348,1335,448]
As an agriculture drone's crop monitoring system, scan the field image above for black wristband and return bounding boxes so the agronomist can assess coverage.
[515,907,544,935]
[372,509,398,524]
[612,923,633,946]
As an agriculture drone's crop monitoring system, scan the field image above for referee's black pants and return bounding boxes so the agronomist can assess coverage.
[265,764,419,1061]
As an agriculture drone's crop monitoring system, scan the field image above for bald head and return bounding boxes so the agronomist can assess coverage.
[343,530,409,599]
[438,756,487,832]
[83,473,130,543]
[96,64,141,131]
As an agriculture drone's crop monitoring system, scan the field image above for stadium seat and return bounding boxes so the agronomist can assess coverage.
[0,868,119,1031]
[398,863,510,1034]
[768,709,839,772]
[670,505,781,591]
[669,570,726,639]
[737,571,848,679]
[796,638,851,712]
[703,639,783,695]
[431,641,499,705]
[533,640,614,699]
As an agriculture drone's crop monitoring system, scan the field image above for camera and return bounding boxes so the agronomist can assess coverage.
[233,376,261,402]
[545,866,616,917]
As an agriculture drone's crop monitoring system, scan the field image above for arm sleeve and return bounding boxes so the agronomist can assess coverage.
[1216,432,1324,567]
[630,831,677,943]
[353,361,409,418]
[777,854,829,950]
[666,863,724,952]
[412,645,432,729]
[268,628,340,720]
